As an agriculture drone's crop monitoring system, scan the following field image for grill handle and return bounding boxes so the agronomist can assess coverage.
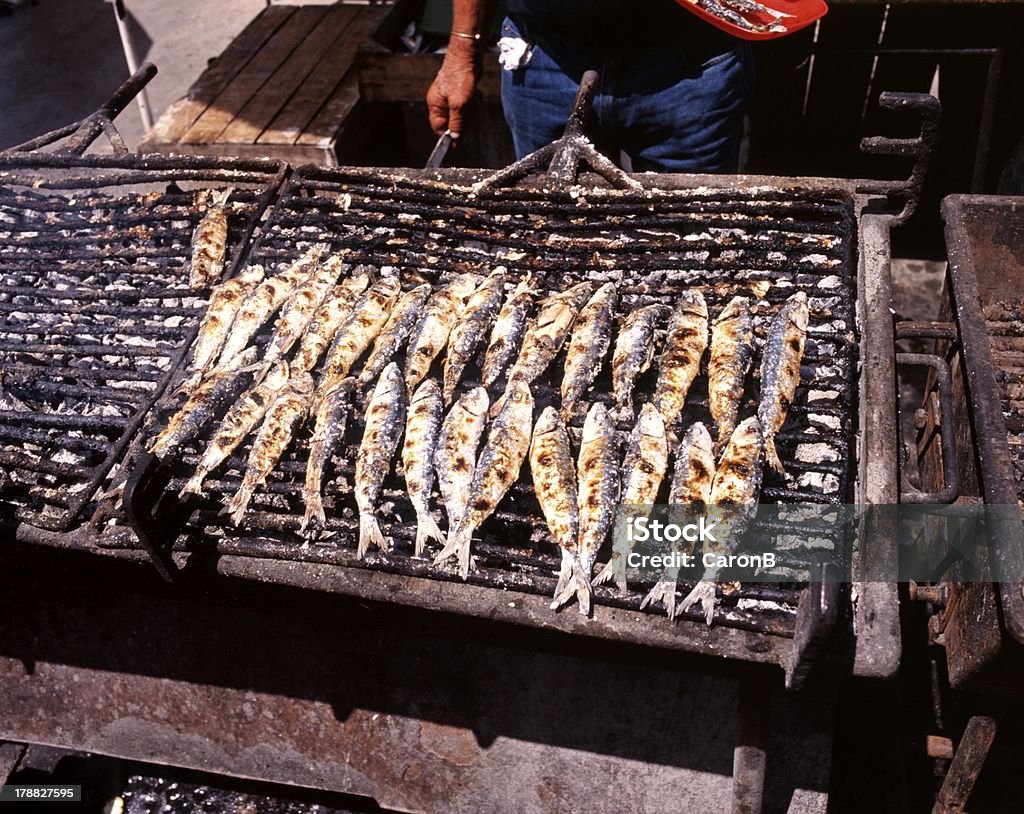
[123,451,180,582]
[473,71,642,193]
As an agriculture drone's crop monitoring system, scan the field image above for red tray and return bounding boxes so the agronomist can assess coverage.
[674,0,827,41]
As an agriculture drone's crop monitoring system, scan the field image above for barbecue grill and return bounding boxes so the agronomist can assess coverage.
[0,66,942,811]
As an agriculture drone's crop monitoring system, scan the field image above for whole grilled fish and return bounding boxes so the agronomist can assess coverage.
[216,243,328,368]
[708,296,754,454]
[481,275,534,388]
[442,269,506,405]
[652,291,708,428]
[188,188,231,290]
[255,255,344,380]
[402,378,446,556]
[640,422,716,618]
[358,283,432,391]
[594,403,668,593]
[319,276,402,393]
[435,379,534,577]
[291,270,371,375]
[355,362,406,557]
[560,282,617,421]
[224,372,315,526]
[758,291,809,474]
[179,360,291,497]
[301,377,356,534]
[180,263,265,393]
[503,281,594,396]
[612,304,670,415]
[404,273,479,398]
[677,416,764,624]
[149,348,256,458]
[434,386,489,532]
[529,407,584,612]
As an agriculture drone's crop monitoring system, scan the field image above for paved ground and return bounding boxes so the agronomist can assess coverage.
[0,0,264,150]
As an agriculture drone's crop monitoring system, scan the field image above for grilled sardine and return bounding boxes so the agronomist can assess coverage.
[301,377,356,534]
[612,304,669,415]
[758,291,808,474]
[355,362,406,557]
[291,271,372,375]
[594,404,668,593]
[529,407,584,612]
[640,422,716,618]
[652,291,708,427]
[404,273,479,397]
[217,243,328,368]
[708,296,754,453]
[188,188,231,290]
[180,264,265,393]
[180,360,292,497]
[224,372,315,526]
[358,283,432,391]
[319,276,402,393]
[481,275,534,388]
[434,386,489,532]
[402,378,446,556]
[560,282,616,421]
[677,416,764,624]
[443,269,506,404]
[435,379,534,577]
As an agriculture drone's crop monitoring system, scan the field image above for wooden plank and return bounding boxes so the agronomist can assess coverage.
[141,6,294,149]
[296,72,362,148]
[258,5,384,146]
[357,53,502,103]
[181,8,328,145]
[222,6,360,146]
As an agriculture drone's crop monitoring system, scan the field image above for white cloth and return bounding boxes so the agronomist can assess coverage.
[497,36,533,71]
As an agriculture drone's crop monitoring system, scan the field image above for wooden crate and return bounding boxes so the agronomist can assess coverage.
[141,3,394,165]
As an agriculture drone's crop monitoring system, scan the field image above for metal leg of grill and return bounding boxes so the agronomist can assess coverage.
[0,742,26,785]
[931,716,997,814]
[732,681,770,814]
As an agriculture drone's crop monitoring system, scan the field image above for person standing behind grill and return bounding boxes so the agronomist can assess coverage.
[426,0,755,172]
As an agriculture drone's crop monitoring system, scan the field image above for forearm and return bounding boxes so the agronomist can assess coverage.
[426,0,493,135]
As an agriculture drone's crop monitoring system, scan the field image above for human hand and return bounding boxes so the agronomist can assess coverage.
[426,42,479,137]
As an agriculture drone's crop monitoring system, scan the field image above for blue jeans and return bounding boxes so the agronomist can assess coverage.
[499,16,755,173]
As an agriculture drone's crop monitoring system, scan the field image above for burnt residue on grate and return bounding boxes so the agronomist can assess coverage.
[0,156,286,531]
[985,300,1024,502]
[126,168,858,631]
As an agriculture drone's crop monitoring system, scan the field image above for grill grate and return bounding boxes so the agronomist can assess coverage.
[127,167,858,630]
[984,300,1024,503]
[0,155,287,531]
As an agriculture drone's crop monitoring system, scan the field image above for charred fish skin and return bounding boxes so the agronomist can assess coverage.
[182,264,265,392]
[188,188,231,290]
[404,273,479,398]
[224,372,316,526]
[708,296,754,454]
[758,291,809,474]
[434,386,490,533]
[594,403,668,593]
[677,416,764,624]
[180,360,291,497]
[292,270,372,375]
[560,282,617,421]
[402,378,446,556]
[319,276,402,393]
[256,255,344,378]
[435,379,534,578]
[149,349,256,459]
[355,362,406,557]
[443,269,507,405]
[481,275,534,389]
[358,283,432,391]
[652,291,708,428]
[529,407,582,610]
[217,243,328,368]
[612,304,670,416]
[301,377,356,534]
[641,422,716,618]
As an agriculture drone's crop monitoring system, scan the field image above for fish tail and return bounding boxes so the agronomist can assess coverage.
[640,577,678,620]
[676,578,718,625]
[592,552,626,593]
[551,550,575,604]
[249,359,272,387]
[574,558,594,616]
[301,492,326,536]
[172,370,202,399]
[414,511,447,557]
[765,434,785,475]
[225,482,255,527]
[178,469,207,499]
[212,187,233,207]
[433,522,472,577]
[357,512,387,558]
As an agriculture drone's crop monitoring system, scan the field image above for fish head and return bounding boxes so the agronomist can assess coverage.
[685,422,715,457]
[714,296,750,325]
[412,378,442,404]
[238,264,265,284]
[375,362,405,397]
[265,360,291,389]
[635,403,666,439]
[676,290,708,319]
[450,273,482,300]
[291,372,316,395]
[532,405,563,438]
[786,291,810,330]
[581,402,613,443]
[457,386,490,419]
[502,379,535,418]
[730,416,764,451]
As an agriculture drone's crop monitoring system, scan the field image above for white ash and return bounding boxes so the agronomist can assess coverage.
[807,389,840,402]
[796,442,841,463]
[737,598,792,612]
[798,471,840,494]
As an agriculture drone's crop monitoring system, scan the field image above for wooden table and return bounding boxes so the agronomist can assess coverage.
[141,3,394,165]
